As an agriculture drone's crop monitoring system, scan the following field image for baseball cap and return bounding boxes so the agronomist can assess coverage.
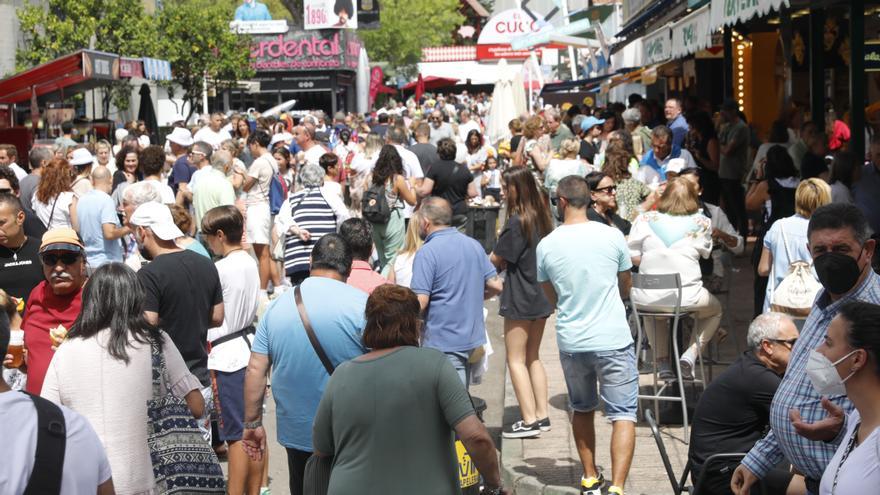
[166,127,194,147]
[270,132,293,148]
[40,228,85,253]
[114,128,129,142]
[666,158,687,175]
[69,148,94,167]
[580,115,606,132]
[129,202,184,241]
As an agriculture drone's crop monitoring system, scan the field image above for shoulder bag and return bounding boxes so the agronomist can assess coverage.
[146,340,226,494]
[22,393,66,495]
[770,228,822,317]
[295,285,335,495]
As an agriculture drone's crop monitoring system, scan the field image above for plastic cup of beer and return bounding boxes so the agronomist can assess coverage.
[7,330,24,369]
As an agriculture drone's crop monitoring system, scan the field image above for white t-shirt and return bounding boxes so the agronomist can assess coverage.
[33,191,76,229]
[322,180,343,201]
[303,144,326,167]
[393,145,423,219]
[246,154,277,207]
[207,250,260,373]
[144,179,176,204]
[819,409,880,495]
[192,127,232,149]
[9,163,27,180]
[458,120,481,142]
[392,251,417,288]
[0,391,112,494]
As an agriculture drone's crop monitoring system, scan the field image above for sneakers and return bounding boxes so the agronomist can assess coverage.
[537,417,551,432]
[502,420,541,438]
[607,486,624,495]
[679,357,695,380]
[580,475,605,495]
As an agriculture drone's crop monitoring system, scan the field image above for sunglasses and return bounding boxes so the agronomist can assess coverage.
[41,252,82,266]
[0,188,11,194]
[769,338,798,348]
[594,186,617,194]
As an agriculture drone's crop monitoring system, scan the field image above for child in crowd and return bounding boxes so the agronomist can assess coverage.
[482,155,502,202]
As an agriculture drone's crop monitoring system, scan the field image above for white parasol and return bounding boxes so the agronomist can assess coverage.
[485,59,527,146]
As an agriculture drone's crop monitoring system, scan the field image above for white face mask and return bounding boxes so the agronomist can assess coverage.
[805,349,858,397]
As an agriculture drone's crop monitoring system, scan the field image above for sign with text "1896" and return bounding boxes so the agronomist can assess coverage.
[304,0,358,30]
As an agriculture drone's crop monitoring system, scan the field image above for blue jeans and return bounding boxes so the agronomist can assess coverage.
[445,351,471,387]
[559,344,638,422]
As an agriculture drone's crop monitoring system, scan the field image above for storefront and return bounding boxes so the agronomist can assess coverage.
[233,23,362,115]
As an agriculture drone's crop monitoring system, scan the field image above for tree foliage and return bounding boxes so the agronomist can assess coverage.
[16,0,253,119]
[359,0,464,77]
[156,0,254,120]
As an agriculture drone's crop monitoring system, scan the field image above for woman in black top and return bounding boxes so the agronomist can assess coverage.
[490,166,554,439]
[685,111,721,205]
[585,172,631,235]
[745,145,799,316]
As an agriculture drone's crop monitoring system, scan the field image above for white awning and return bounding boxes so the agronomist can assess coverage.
[641,25,671,66]
[709,0,790,31]
[416,60,525,85]
[671,5,713,59]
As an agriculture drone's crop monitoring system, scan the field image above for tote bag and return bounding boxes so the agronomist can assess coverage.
[770,228,822,317]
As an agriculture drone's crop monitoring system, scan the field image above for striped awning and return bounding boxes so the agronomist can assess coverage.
[421,46,477,63]
[142,57,172,81]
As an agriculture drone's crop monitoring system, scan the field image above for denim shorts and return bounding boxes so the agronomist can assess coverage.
[559,344,638,422]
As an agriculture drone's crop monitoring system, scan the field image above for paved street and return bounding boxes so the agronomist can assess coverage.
[222,244,756,495]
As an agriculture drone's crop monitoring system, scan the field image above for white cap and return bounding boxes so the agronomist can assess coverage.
[666,158,687,175]
[129,202,184,241]
[115,128,129,141]
[137,135,151,148]
[69,148,94,167]
[166,127,194,147]
[269,132,293,148]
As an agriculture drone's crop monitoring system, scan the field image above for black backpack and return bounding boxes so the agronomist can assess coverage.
[361,182,392,224]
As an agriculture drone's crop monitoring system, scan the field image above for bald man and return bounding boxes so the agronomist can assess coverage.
[76,166,131,269]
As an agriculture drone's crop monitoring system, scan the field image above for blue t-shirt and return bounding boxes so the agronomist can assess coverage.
[76,189,123,267]
[234,1,271,21]
[169,156,195,195]
[252,277,367,451]
[185,239,211,259]
[536,221,633,353]
[410,228,495,353]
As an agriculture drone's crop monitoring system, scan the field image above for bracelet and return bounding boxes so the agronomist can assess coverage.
[243,420,263,429]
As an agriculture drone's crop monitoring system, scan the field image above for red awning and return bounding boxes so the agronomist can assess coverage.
[0,50,120,105]
[401,76,459,91]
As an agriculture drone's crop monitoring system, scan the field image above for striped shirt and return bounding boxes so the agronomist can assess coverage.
[283,187,338,275]
[742,270,880,481]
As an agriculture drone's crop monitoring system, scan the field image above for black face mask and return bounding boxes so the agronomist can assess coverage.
[814,250,864,295]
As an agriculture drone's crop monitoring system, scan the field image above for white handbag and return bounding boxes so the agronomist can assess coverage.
[770,228,822,317]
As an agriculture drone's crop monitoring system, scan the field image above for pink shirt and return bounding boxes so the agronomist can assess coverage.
[346,260,389,294]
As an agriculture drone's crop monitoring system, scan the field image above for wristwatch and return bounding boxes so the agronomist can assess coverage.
[483,486,504,495]
[243,420,263,429]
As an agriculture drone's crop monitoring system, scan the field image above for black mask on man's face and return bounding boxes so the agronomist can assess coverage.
[814,249,865,295]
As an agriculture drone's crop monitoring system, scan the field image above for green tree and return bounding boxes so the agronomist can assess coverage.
[156,0,254,120]
[360,0,464,76]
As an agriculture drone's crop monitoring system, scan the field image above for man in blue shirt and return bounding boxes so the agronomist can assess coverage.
[410,197,503,386]
[243,234,367,495]
[732,203,880,495]
[536,175,636,495]
[665,97,689,149]
[235,0,272,21]
[76,167,129,271]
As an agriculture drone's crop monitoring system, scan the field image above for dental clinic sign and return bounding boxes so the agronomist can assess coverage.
[250,30,362,71]
[710,0,789,30]
[642,27,671,65]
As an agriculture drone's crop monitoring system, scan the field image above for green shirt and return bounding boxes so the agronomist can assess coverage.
[193,168,236,231]
[313,346,475,494]
[549,124,575,152]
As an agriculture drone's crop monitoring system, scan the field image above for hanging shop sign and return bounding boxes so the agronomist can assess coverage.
[671,5,712,59]
[476,8,548,60]
[867,42,880,72]
[642,27,671,66]
[709,0,790,31]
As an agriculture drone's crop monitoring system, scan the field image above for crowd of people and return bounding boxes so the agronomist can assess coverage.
[0,87,879,495]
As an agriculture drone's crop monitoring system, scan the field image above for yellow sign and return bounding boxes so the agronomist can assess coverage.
[456,440,480,488]
[583,96,595,107]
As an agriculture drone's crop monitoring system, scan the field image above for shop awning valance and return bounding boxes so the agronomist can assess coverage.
[671,5,713,59]
[642,26,672,66]
[709,0,790,31]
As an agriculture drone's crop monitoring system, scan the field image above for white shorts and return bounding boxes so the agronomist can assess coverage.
[246,204,271,245]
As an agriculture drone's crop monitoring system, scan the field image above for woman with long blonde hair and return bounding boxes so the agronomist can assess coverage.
[348,133,384,216]
[387,211,424,287]
[490,166,555,438]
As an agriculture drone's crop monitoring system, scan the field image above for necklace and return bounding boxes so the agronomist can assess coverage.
[2,238,27,261]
